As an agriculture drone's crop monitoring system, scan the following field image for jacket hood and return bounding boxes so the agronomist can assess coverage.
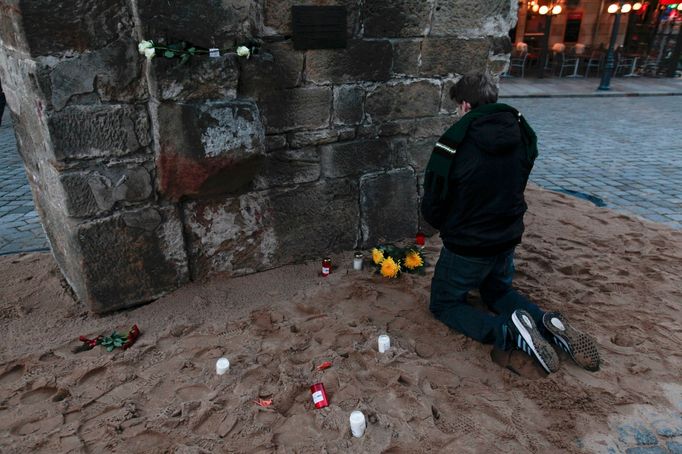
[467,111,522,154]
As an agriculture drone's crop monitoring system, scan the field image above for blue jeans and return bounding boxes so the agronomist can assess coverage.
[429,246,545,350]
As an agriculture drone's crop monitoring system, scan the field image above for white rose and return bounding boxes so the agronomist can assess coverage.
[138,40,154,55]
[144,47,156,60]
[236,46,251,58]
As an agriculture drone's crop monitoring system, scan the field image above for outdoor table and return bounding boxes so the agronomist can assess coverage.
[566,55,585,78]
[624,54,642,77]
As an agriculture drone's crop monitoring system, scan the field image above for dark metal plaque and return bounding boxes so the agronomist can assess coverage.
[292,6,347,50]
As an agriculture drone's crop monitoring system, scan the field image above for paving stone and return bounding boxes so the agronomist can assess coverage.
[668,441,682,454]
[516,96,681,228]
[624,447,668,454]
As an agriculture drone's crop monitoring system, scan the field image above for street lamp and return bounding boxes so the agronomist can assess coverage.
[536,3,563,78]
[598,2,636,90]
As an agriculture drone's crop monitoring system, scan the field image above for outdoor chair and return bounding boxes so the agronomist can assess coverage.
[557,48,581,77]
[505,50,528,78]
[584,50,603,77]
[614,51,636,77]
[640,54,660,77]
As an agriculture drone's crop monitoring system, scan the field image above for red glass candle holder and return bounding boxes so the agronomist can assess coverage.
[310,382,329,409]
[415,232,426,246]
[321,258,331,277]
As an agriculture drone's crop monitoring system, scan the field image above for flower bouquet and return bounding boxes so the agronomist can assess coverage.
[138,40,257,64]
[370,244,426,278]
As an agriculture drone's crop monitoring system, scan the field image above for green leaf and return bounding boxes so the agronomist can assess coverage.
[164,50,175,59]
[180,54,190,65]
[188,47,196,55]
[107,345,114,352]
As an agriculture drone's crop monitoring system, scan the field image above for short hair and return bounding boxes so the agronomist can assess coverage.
[449,72,498,109]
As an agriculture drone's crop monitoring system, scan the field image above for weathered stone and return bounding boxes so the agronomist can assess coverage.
[417,173,439,236]
[488,57,508,76]
[18,0,133,55]
[413,115,456,138]
[406,137,436,172]
[263,0,362,37]
[365,80,441,122]
[306,40,392,84]
[184,179,359,278]
[48,105,151,161]
[137,0,257,49]
[420,38,491,76]
[254,147,320,190]
[156,100,265,201]
[377,117,452,139]
[152,53,239,102]
[321,138,408,178]
[238,42,303,99]
[431,0,513,37]
[76,206,189,313]
[360,168,418,246]
[490,36,512,55]
[288,130,340,148]
[60,165,154,218]
[0,5,28,53]
[48,39,146,110]
[356,125,380,139]
[392,39,422,76]
[338,128,356,141]
[333,85,364,126]
[266,135,288,151]
[362,0,433,37]
[0,53,52,174]
[259,87,331,133]
[440,78,461,113]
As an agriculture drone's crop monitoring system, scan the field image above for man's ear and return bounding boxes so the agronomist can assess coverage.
[462,101,472,113]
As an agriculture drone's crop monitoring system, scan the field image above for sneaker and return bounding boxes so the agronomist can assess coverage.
[508,309,560,374]
[542,312,600,372]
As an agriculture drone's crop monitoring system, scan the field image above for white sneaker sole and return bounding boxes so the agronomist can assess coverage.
[511,311,553,374]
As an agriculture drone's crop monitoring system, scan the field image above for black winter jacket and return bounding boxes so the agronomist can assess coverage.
[421,110,535,257]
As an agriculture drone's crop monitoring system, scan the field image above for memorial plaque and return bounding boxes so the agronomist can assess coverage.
[292,6,347,50]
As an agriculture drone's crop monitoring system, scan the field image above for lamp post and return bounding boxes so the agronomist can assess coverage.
[598,2,636,90]
[536,3,563,78]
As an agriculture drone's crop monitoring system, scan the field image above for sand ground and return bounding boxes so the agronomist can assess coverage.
[1,185,681,453]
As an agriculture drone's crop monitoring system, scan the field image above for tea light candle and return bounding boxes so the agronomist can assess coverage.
[216,357,230,375]
[353,251,363,271]
[378,334,390,353]
[349,410,367,438]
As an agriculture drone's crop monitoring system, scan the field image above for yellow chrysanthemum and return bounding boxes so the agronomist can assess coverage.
[371,248,385,265]
[404,250,424,270]
[380,256,401,278]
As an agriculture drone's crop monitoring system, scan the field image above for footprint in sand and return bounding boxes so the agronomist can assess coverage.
[11,414,63,436]
[20,386,59,404]
[610,330,645,348]
[0,364,25,386]
[123,430,171,451]
[78,366,107,386]
[176,384,211,401]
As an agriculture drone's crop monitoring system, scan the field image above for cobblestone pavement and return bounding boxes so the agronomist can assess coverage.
[510,96,682,230]
[0,110,48,255]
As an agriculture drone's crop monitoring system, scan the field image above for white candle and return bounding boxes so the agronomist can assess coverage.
[216,357,230,375]
[353,252,363,270]
[349,411,366,438]
[378,335,390,353]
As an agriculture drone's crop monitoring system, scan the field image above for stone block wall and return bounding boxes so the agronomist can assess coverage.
[0,0,516,312]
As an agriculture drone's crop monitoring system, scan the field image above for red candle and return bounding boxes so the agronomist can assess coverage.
[415,232,426,246]
[310,383,329,409]
[321,258,331,277]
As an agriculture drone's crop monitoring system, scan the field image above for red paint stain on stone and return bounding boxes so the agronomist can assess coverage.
[157,152,236,201]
